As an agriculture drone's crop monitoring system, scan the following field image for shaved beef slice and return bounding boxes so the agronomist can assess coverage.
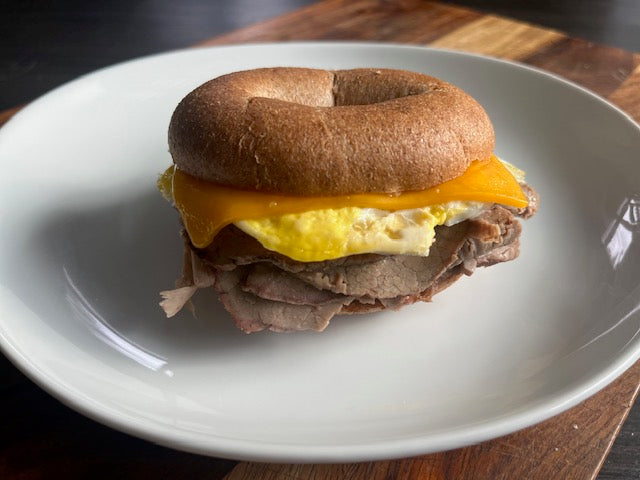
[215,267,348,333]
[167,204,525,332]
[243,264,355,306]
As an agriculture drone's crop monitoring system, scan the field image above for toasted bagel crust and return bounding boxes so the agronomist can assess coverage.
[168,68,495,195]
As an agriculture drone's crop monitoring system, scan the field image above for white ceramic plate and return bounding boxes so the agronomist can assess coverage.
[1,43,639,463]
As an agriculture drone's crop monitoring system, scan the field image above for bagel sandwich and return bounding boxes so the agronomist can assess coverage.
[158,67,538,333]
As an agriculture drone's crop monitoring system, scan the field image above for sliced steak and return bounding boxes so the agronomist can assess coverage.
[161,200,532,333]
[215,266,348,333]
[243,263,354,305]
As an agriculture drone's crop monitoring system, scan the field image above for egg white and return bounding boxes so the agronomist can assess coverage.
[234,201,489,262]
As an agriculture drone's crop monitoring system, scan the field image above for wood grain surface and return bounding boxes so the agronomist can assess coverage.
[1,1,639,479]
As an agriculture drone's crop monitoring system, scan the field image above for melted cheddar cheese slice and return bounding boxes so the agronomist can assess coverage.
[158,155,528,251]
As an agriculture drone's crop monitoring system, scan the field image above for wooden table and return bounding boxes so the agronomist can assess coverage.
[1,1,639,479]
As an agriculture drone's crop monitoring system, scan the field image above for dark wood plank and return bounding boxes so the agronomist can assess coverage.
[523,38,639,98]
[449,0,640,53]
[609,63,640,121]
[0,105,23,127]
[201,0,482,45]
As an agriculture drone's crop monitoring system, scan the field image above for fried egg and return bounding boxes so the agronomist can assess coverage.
[234,201,486,262]
[234,160,526,262]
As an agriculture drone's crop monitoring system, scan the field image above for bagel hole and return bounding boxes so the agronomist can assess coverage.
[248,87,439,108]
[333,85,439,106]
[332,70,445,106]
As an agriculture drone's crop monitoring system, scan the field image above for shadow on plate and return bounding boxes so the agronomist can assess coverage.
[21,186,288,367]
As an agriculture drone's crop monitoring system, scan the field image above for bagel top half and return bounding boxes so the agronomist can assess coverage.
[168,67,495,195]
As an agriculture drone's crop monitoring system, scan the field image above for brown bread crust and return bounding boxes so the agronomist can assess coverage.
[168,67,495,195]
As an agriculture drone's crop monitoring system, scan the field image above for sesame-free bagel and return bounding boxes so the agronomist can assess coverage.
[168,67,495,195]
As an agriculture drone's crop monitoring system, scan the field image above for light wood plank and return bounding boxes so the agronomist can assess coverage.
[609,60,640,122]
[429,15,564,60]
